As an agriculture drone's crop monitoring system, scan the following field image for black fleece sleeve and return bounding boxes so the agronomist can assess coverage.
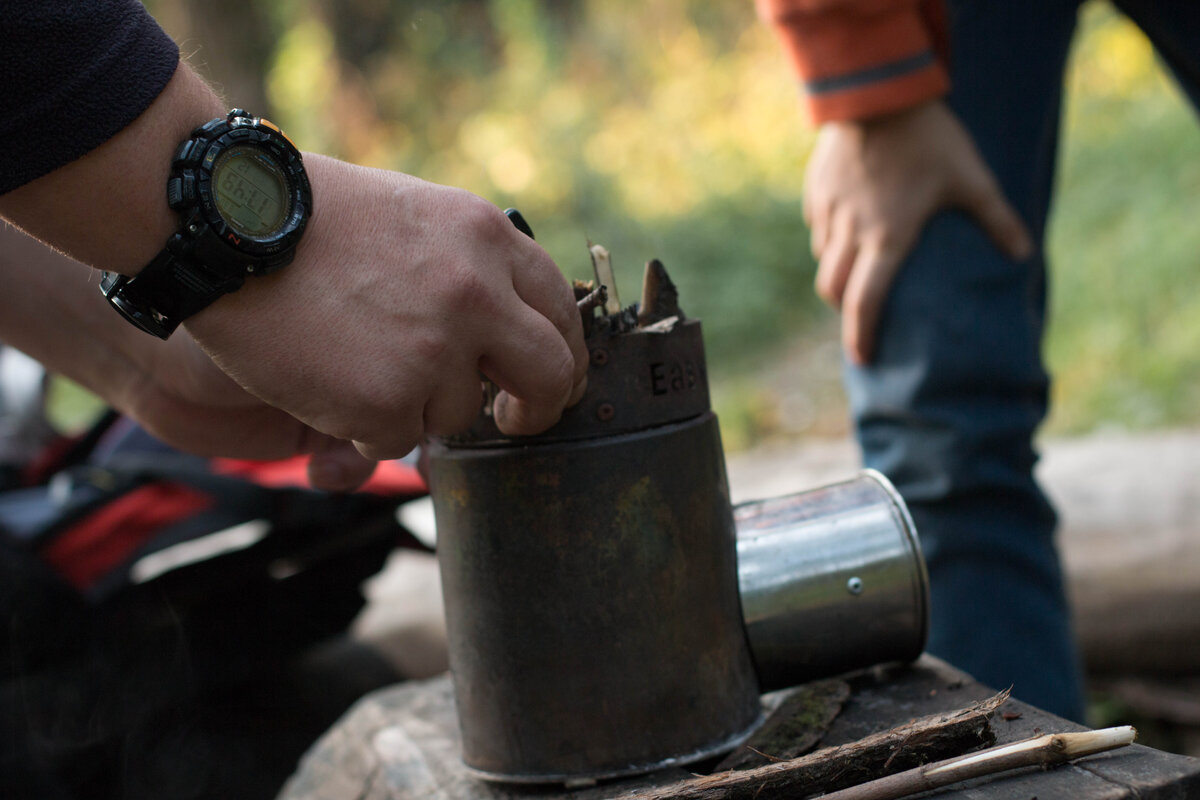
[0,0,180,194]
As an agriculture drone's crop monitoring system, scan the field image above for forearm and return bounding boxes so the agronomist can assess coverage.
[0,223,168,410]
[0,63,224,275]
[0,222,337,464]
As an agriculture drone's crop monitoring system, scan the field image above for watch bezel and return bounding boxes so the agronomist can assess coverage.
[171,112,313,274]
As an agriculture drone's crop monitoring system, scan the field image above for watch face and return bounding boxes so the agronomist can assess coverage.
[212,145,291,239]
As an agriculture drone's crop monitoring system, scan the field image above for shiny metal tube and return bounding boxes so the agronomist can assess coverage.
[735,470,929,692]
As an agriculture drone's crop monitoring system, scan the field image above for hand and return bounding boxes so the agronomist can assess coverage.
[803,100,1033,365]
[186,155,589,462]
[0,223,376,491]
[127,330,379,491]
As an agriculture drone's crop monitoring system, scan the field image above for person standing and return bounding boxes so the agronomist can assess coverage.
[757,0,1200,721]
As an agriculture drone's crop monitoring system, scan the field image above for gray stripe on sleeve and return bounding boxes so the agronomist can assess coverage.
[805,50,936,96]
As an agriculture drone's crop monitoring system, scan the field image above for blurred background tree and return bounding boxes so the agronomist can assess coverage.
[108,0,1199,450]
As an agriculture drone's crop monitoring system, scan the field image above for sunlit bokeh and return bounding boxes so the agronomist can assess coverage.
[143,0,1200,448]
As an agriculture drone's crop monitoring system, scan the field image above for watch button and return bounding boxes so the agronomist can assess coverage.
[173,139,196,165]
[167,172,198,210]
[197,118,225,137]
[167,177,184,208]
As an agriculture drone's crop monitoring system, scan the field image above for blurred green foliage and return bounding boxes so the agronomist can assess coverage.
[155,0,819,367]
[1046,2,1200,434]
[142,0,1200,447]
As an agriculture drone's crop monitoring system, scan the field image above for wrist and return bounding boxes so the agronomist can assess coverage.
[182,153,346,339]
[861,98,945,127]
[0,64,224,275]
[101,108,314,338]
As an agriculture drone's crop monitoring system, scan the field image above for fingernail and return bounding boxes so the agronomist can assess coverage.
[492,393,511,425]
[567,375,588,407]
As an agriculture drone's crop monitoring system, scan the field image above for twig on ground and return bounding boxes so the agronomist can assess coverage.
[818,725,1137,800]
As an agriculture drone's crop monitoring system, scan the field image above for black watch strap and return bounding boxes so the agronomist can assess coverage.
[101,243,247,339]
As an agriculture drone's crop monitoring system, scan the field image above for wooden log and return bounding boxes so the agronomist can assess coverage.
[626,690,1008,800]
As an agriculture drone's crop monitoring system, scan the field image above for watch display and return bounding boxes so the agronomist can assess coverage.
[212,145,290,238]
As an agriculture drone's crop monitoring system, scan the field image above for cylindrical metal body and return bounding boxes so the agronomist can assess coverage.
[735,470,929,692]
[428,317,761,783]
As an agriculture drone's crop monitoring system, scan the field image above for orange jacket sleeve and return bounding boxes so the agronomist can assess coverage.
[756,0,949,124]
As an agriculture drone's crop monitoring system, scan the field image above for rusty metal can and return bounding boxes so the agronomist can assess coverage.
[428,313,762,784]
[735,469,929,692]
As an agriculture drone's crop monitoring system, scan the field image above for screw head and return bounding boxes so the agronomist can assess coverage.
[596,403,615,421]
[590,348,610,366]
[846,576,864,595]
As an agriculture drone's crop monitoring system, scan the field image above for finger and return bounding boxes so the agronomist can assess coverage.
[128,388,327,461]
[807,197,831,260]
[839,238,906,366]
[351,414,425,463]
[507,243,589,402]
[481,307,577,436]
[813,209,856,309]
[955,173,1034,262]
[308,441,379,492]
[422,367,486,436]
[415,442,431,486]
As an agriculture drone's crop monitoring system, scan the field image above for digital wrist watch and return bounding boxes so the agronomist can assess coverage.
[101,109,313,339]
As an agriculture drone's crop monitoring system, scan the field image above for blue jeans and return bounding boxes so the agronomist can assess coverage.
[845,0,1200,722]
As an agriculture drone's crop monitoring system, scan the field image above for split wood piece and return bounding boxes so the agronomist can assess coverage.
[637,259,683,328]
[715,679,851,772]
[588,243,623,316]
[818,725,1138,800]
[628,690,1008,800]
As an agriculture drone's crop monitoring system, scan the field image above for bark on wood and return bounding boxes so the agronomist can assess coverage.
[714,679,850,771]
[627,690,1008,800]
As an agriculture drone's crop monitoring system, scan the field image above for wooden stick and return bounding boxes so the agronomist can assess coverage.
[588,243,623,316]
[630,691,1008,800]
[818,725,1138,800]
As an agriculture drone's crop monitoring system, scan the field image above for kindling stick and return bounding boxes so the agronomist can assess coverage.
[589,243,623,316]
[817,725,1137,800]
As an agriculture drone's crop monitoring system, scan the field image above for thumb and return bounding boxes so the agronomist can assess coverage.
[308,439,379,491]
[955,174,1034,262]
